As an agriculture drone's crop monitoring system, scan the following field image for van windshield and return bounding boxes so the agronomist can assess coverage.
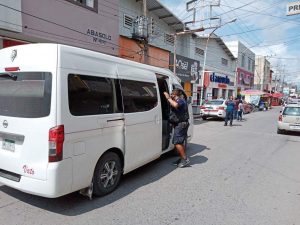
[0,72,52,118]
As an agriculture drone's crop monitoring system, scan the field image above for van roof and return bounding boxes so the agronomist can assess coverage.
[3,43,180,83]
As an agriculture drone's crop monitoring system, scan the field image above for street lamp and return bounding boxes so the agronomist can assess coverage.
[173,27,205,77]
[199,18,237,105]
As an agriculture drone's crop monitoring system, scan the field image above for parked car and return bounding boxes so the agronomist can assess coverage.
[242,101,253,114]
[200,99,226,120]
[277,104,300,134]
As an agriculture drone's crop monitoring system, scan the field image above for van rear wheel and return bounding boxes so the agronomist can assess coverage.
[93,152,122,197]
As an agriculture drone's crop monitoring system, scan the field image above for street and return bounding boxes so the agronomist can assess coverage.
[1,106,300,225]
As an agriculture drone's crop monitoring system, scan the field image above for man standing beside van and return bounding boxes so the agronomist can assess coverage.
[164,89,190,168]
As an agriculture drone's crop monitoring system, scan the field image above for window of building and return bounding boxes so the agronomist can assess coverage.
[248,58,252,71]
[124,14,133,28]
[149,17,155,35]
[120,80,158,113]
[241,54,245,68]
[165,34,175,45]
[221,58,228,66]
[68,74,118,116]
[195,47,204,56]
[66,0,98,12]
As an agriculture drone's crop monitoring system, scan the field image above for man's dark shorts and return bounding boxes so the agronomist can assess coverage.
[172,122,189,145]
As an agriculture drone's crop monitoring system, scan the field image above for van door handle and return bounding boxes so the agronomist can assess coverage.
[107,118,124,122]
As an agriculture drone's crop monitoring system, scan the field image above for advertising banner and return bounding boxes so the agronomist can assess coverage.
[169,53,200,82]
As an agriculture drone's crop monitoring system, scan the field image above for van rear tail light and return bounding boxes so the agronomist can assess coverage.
[49,125,64,162]
[218,106,225,110]
[278,115,282,122]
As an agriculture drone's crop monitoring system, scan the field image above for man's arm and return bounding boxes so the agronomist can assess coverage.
[164,92,179,108]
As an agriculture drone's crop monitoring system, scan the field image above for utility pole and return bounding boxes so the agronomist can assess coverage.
[142,0,148,64]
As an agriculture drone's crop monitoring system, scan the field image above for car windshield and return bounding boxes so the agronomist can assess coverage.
[206,100,224,105]
[283,107,300,116]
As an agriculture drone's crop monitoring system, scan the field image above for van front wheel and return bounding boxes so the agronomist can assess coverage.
[93,152,122,197]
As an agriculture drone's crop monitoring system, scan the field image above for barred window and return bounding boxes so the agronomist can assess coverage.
[221,58,228,66]
[124,14,133,28]
[165,34,174,45]
[195,47,204,56]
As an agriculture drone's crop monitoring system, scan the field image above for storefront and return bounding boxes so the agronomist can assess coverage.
[203,71,235,100]
[237,67,254,93]
[169,53,200,98]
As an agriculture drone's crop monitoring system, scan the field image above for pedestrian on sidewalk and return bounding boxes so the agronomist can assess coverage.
[224,96,235,126]
[237,100,244,121]
[233,98,239,119]
[164,89,190,168]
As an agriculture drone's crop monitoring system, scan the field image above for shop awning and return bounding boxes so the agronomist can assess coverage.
[272,92,284,98]
[240,90,265,96]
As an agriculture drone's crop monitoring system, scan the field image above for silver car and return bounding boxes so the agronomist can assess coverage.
[277,104,300,134]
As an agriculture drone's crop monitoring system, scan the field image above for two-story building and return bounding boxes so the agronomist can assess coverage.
[194,34,236,102]
[255,56,271,92]
[225,41,255,96]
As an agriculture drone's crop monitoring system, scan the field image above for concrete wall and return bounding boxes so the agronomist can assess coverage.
[226,41,255,73]
[0,0,22,33]
[21,0,119,55]
[119,0,190,57]
[255,56,271,90]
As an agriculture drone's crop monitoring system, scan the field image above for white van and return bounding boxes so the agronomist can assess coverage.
[0,44,193,198]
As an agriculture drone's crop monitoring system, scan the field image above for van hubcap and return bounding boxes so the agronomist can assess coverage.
[100,161,118,188]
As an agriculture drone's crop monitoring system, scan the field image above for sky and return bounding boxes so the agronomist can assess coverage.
[160,0,300,87]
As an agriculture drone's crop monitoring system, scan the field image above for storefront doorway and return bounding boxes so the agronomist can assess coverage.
[212,88,219,99]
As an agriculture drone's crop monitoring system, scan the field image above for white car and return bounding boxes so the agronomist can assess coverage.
[200,99,227,120]
[277,104,300,134]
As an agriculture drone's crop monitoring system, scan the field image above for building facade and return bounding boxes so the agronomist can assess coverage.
[194,35,236,103]
[0,0,119,55]
[119,0,202,98]
[255,56,271,92]
[225,41,255,95]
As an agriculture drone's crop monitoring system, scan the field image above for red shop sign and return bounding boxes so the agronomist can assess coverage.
[218,83,227,88]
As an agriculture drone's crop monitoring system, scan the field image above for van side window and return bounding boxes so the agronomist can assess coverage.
[120,80,158,113]
[68,74,115,116]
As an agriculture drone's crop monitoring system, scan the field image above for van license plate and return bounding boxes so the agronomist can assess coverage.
[2,139,15,152]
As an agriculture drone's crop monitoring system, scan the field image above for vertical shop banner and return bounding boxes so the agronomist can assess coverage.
[169,53,200,82]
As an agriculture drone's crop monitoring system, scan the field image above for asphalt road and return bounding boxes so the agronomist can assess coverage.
[1,106,300,225]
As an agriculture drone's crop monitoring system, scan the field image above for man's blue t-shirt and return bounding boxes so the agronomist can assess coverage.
[226,100,235,112]
[172,98,188,122]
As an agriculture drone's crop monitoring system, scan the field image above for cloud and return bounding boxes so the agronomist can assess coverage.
[160,0,300,85]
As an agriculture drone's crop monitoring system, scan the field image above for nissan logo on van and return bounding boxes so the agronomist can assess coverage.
[3,120,8,128]
[11,49,17,62]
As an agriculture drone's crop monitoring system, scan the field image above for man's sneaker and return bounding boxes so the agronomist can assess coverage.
[178,158,190,168]
[172,158,181,166]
